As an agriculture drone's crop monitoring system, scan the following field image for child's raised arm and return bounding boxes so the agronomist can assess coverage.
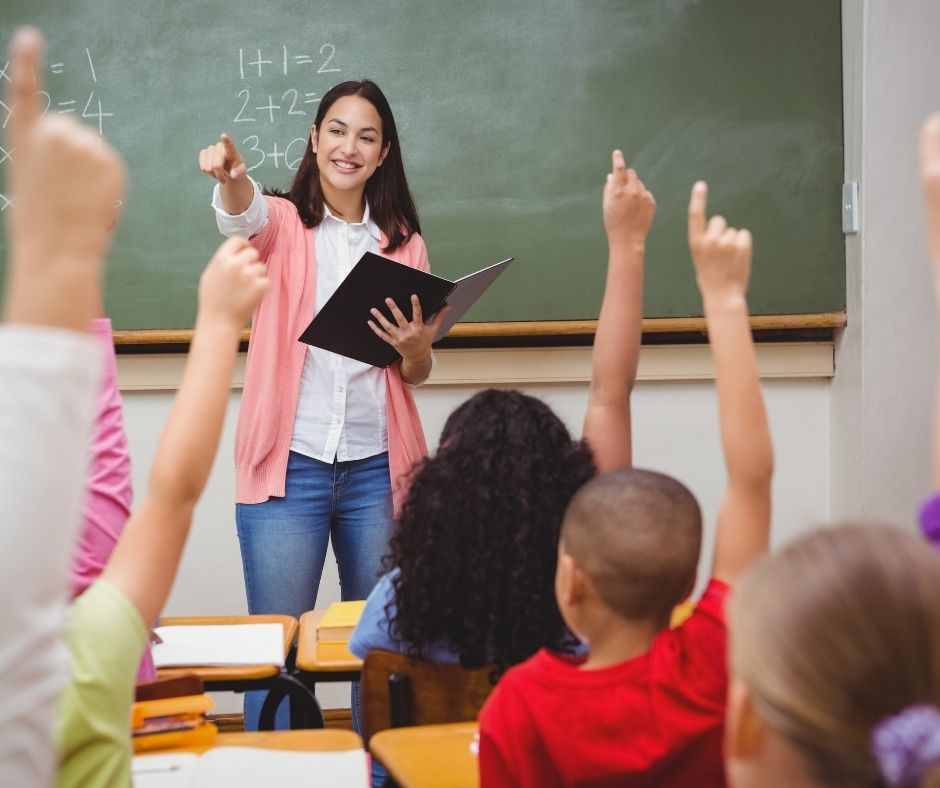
[582,150,655,472]
[0,27,125,787]
[920,115,940,490]
[3,29,124,331]
[688,182,773,585]
[101,237,269,626]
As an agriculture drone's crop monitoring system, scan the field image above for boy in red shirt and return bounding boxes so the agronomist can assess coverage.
[478,180,773,787]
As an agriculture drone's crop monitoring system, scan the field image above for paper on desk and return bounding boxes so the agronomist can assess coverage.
[133,748,369,787]
[132,753,198,787]
[152,624,284,668]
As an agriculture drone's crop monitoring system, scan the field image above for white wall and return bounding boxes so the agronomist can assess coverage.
[830,0,940,525]
[122,355,831,710]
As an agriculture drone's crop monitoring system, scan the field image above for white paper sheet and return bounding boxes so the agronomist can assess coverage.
[152,624,285,668]
[132,748,369,787]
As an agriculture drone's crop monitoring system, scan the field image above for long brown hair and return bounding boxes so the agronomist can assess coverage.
[732,525,940,787]
[265,80,420,252]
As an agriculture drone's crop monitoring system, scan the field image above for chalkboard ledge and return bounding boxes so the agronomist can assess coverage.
[112,312,846,350]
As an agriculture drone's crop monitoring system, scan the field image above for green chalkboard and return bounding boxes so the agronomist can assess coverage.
[0,0,844,329]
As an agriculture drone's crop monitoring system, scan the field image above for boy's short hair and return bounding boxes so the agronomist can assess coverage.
[561,468,702,623]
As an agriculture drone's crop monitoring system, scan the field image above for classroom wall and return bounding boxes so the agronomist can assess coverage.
[830,0,940,525]
[122,362,831,711]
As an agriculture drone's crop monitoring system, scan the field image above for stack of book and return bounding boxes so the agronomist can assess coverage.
[132,676,218,752]
[316,600,366,662]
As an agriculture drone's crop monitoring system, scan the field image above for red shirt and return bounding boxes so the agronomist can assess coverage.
[478,579,729,788]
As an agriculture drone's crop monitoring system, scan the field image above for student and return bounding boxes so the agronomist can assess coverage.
[199,80,443,728]
[55,237,269,787]
[349,151,654,673]
[71,311,133,601]
[0,27,126,787]
[722,113,940,788]
[477,182,773,787]
[725,526,940,788]
[71,310,158,684]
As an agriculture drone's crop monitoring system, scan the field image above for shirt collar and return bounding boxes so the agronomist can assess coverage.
[322,201,382,242]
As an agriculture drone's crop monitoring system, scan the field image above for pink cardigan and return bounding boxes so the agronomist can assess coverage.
[236,195,429,512]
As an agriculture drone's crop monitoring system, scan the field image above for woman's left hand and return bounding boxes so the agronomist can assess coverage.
[368,294,450,367]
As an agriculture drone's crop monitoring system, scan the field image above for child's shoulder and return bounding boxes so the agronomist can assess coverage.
[663,579,730,643]
[347,570,400,658]
[693,578,731,622]
[498,648,588,692]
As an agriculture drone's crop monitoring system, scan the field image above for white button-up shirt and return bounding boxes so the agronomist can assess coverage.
[213,179,409,463]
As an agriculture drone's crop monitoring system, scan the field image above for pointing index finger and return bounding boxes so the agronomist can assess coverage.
[7,27,44,152]
[221,132,239,155]
[688,181,708,244]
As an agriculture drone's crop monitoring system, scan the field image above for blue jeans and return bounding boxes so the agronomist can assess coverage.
[235,450,393,731]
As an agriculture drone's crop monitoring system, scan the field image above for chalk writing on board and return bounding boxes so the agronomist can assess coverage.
[232,88,324,125]
[230,43,342,172]
[0,49,116,213]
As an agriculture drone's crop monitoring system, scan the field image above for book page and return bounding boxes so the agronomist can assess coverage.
[152,624,284,668]
[434,258,512,340]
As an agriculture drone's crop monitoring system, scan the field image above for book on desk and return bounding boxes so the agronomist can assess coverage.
[316,600,366,663]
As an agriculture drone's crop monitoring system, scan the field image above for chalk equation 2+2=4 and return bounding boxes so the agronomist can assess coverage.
[0,48,115,212]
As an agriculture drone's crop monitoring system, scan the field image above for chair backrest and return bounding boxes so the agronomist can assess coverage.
[360,649,496,743]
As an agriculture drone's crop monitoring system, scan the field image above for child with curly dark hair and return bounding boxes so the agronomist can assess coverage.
[349,150,656,676]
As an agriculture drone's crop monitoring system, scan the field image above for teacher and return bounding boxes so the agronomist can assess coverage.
[198,80,445,729]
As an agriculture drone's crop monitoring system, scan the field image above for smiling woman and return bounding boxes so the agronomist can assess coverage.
[196,80,439,733]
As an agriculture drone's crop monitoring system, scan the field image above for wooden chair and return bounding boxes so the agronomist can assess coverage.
[360,650,496,744]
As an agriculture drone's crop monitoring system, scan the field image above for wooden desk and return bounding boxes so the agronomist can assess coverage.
[132,731,366,784]
[156,615,297,682]
[172,729,363,754]
[370,723,479,788]
[296,609,363,682]
[155,615,323,730]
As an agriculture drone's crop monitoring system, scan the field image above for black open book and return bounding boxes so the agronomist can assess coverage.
[298,253,512,368]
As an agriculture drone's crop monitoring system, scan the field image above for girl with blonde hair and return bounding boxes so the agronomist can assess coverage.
[726,524,940,788]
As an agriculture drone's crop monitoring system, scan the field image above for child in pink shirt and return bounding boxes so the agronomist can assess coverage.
[70,316,156,682]
[71,317,133,598]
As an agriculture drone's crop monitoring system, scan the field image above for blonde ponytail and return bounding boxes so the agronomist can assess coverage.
[731,525,940,787]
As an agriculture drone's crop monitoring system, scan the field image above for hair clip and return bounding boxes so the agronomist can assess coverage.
[872,704,940,787]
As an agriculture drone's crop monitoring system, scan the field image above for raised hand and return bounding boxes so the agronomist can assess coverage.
[197,236,269,329]
[687,181,753,302]
[602,150,656,246]
[198,133,248,184]
[686,180,771,585]
[920,114,940,269]
[3,26,126,330]
[580,150,654,472]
